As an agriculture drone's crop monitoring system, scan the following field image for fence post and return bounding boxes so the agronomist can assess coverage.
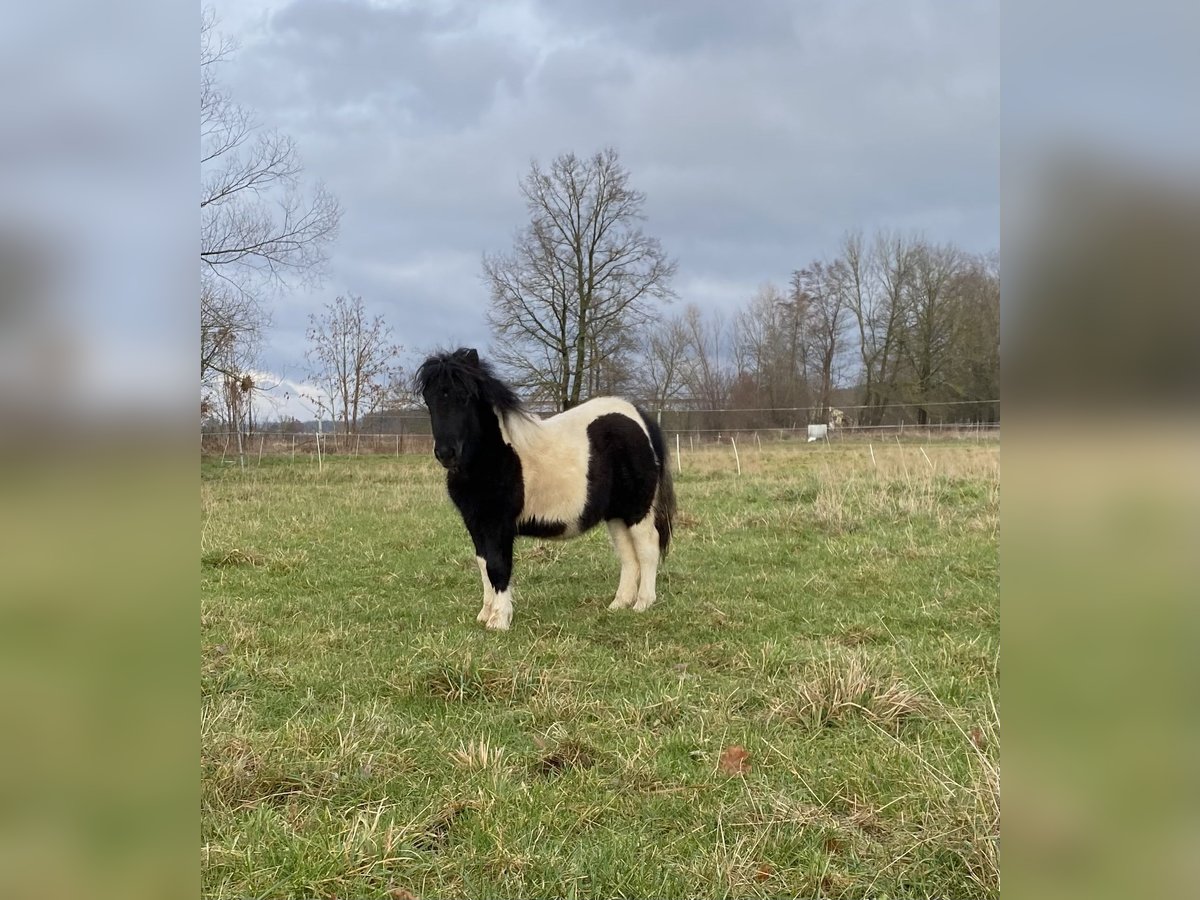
[731,436,741,476]
[676,433,681,475]
[396,434,400,457]
[258,434,265,465]
[291,435,296,463]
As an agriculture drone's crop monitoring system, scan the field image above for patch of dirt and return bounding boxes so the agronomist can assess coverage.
[412,801,474,852]
[202,548,265,568]
[532,739,598,776]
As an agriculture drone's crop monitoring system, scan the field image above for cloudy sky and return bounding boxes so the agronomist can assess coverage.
[208,0,998,419]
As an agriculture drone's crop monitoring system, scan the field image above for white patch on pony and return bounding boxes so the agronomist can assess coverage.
[498,398,651,534]
[475,556,494,623]
[485,589,513,630]
[606,520,639,609]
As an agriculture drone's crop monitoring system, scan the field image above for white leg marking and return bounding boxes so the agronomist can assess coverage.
[630,516,660,612]
[486,589,514,631]
[476,556,494,623]
[606,520,640,610]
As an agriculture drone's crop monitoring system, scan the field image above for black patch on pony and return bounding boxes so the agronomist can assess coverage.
[417,347,527,593]
[516,518,567,539]
[578,413,659,533]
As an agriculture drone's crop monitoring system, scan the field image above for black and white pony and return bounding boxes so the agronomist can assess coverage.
[416,348,676,631]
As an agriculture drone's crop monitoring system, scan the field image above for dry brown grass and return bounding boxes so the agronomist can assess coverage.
[450,738,509,773]
[774,654,928,729]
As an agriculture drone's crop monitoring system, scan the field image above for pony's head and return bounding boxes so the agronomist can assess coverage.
[415,348,522,471]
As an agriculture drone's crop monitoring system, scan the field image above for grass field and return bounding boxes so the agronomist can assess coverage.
[201,440,999,899]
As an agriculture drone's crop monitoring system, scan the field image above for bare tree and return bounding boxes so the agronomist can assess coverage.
[203,301,261,445]
[844,230,915,425]
[733,284,786,409]
[307,295,402,435]
[200,7,340,380]
[680,305,735,421]
[485,148,677,410]
[901,241,965,424]
[941,252,1000,421]
[637,312,692,408]
[794,260,850,420]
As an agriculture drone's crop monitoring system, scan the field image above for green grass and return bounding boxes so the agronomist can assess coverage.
[202,441,999,899]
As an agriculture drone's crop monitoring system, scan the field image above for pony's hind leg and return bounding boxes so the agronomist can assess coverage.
[475,556,495,623]
[629,515,660,612]
[606,520,640,610]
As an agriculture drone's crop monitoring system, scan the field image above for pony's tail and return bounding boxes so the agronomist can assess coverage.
[639,408,676,557]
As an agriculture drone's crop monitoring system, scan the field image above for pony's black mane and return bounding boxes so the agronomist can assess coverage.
[415,349,525,415]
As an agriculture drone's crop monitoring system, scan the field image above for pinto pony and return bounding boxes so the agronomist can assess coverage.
[417,348,675,630]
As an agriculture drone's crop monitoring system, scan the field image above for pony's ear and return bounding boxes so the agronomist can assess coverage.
[460,348,479,365]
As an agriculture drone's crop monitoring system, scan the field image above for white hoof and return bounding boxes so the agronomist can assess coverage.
[608,594,635,611]
[485,592,513,630]
[477,604,492,623]
[631,596,655,612]
[485,611,511,631]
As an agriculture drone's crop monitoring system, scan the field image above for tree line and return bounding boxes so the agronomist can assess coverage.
[632,233,999,430]
[480,149,998,430]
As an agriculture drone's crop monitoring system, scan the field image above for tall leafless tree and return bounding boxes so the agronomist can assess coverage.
[485,148,676,410]
[793,260,850,420]
[637,312,692,409]
[307,295,402,435]
[843,230,915,425]
[942,252,1000,421]
[901,241,965,424]
[733,284,787,410]
[680,306,735,427]
[200,7,340,381]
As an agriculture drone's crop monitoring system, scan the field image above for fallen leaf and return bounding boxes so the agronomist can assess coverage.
[970,727,987,749]
[753,863,774,882]
[388,888,418,900]
[718,745,750,775]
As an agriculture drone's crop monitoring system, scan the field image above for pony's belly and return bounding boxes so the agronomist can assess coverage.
[517,447,589,526]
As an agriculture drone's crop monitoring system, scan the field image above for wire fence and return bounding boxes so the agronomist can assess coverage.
[201,419,999,467]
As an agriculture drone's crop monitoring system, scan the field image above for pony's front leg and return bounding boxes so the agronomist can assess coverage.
[482,534,515,631]
[475,556,495,623]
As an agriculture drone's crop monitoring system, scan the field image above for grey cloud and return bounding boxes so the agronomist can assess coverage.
[240,0,532,129]
[531,0,799,56]
[212,0,998,376]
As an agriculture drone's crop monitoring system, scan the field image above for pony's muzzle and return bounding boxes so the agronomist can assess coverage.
[434,444,459,468]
